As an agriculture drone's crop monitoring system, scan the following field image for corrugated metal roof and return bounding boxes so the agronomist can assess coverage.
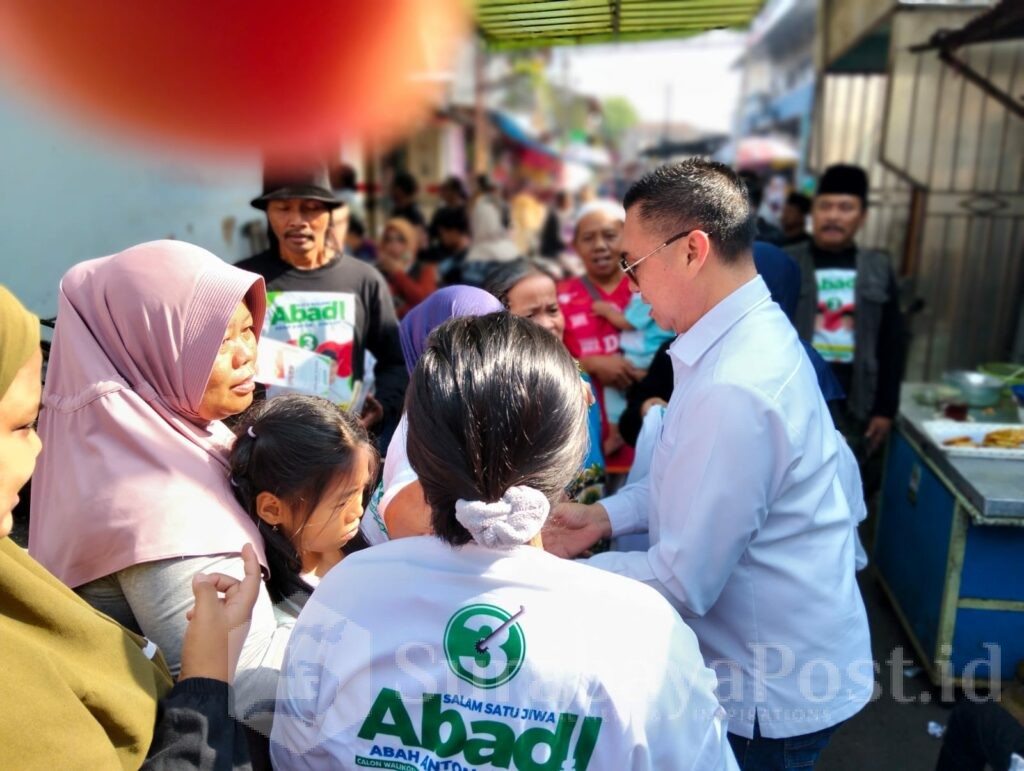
[477,0,765,50]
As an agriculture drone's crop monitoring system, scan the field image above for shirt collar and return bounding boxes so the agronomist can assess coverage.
[669,275,771,367]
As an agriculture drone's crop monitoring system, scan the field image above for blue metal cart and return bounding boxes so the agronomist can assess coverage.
[874,388,1024,686]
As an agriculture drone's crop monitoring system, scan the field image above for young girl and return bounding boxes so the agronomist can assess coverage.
[229,395,377,615]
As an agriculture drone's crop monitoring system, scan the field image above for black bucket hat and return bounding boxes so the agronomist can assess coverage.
[251,165,344,210]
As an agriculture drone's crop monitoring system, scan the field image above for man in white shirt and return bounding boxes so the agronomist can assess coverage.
[548,159,873,769]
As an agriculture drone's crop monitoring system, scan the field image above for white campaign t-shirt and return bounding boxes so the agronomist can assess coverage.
[271,537,738,771]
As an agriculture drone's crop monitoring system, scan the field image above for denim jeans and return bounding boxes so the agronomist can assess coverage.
[728,717,839,770]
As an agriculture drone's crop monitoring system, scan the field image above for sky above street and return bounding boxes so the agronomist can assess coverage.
[550,30,746,134]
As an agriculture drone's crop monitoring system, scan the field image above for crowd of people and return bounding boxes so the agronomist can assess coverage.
[8,155,1020,771]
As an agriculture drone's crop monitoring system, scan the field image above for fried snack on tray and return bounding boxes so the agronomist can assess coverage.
[981,427,1024,448]
[943,436,977,448]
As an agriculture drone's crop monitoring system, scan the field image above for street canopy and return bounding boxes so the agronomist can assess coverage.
[476,0,765,50]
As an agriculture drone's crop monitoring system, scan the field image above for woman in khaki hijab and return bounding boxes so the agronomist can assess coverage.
[0,284,258,769]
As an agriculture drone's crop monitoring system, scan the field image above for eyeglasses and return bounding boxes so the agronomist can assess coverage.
[618,229,694,282]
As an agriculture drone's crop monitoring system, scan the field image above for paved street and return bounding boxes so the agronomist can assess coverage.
[821,570,951,770]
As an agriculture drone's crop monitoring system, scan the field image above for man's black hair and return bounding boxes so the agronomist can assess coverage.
[737,170,764,209]
[347,215,366,238]
[434,206,469,235]
[623,159,756,264]
[393,171,418,197]
[786,192,812,215]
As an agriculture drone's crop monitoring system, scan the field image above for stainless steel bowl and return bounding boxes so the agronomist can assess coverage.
[942,370,1005,407]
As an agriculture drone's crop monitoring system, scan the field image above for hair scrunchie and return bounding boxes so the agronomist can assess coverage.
[454,486,550,548]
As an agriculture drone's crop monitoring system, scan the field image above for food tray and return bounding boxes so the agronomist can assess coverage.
[923,421,1024,460]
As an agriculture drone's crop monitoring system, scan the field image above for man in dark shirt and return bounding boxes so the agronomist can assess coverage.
[789,164,904,460]
[423,176,468,265]
[390,171,426,230]
[433,205,471,286]
[427,176,468,242]
[781,192,812,246]
[738,170,785,245]
[237,165,407,450]
[539,190,572,259]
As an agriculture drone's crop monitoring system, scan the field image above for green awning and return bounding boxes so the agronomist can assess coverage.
[477,0,765,50]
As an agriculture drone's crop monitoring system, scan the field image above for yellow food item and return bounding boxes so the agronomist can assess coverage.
[943,436,977,448]
[981,428,1024,448]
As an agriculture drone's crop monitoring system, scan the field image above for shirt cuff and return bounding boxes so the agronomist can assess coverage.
[602,492,642,538]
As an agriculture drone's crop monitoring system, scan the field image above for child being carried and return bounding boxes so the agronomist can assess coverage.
[591,294,676,431]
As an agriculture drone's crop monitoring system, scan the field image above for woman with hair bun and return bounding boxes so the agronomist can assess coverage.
[272,312,738,770]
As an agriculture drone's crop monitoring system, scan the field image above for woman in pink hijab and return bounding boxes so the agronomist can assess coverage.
[29,240,291,733]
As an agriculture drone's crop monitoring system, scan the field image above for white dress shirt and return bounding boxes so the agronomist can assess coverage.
[587,276,872,740]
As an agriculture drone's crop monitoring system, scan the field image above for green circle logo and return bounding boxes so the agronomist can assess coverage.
[297,332,319,350]
[443,604,526,689]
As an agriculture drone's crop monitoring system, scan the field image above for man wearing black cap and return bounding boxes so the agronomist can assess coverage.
[237,164,407,450]
[790,164,903,462]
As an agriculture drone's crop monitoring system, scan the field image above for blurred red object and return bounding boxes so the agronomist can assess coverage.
[0,0,467,156]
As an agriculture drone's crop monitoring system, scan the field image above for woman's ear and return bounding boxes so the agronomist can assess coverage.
[255,491,288,528]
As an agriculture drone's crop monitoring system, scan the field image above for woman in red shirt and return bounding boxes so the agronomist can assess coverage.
[557,201,643,463]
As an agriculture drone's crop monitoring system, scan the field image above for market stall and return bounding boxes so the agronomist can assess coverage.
[874,383,1024,686]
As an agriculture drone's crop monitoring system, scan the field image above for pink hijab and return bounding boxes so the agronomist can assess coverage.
[29,240,269,587]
